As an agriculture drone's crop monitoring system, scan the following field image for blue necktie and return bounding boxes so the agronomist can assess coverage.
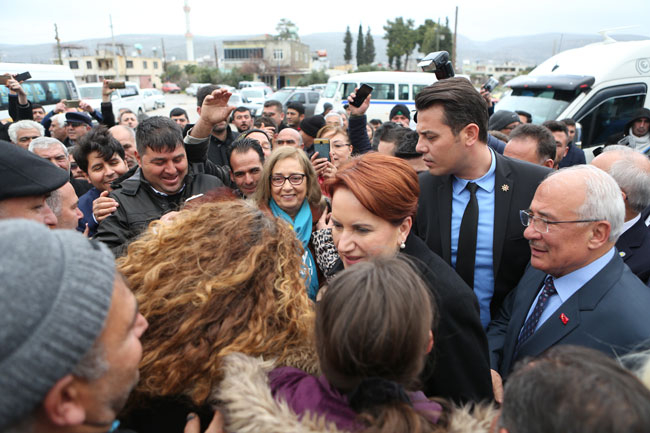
[516,275,557,352]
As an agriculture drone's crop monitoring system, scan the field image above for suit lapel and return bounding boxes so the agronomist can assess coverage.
[437,176,453,264]
[493,154,513,278]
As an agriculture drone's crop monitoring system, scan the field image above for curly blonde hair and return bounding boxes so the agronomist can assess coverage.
[117,198,315,405]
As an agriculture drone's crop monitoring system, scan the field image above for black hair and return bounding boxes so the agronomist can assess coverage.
[135,116,183,155]
[263,100,283,111]
[560,118,576,127]
[371,122,404,148]
[169,107,189,119]
[286,101,305,115]
[253,116,277,132]
[227,137,265,166]
[509,123,557,163]
[542,120,569,136]
[415,77,488,143]
[32,103,44,110]
[515,110,532,123]
[369,119,383,126]
[196,84,220,107]
[74,125,126,173]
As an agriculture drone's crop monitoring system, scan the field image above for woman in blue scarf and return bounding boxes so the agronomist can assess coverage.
[255,146,324,299]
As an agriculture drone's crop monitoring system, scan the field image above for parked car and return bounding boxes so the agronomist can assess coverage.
[142,88,166,111]
[162,82,181,93]
[229,93,263,118]
[240,87,266,105]
[78,81,145,118]
[268,87,322,116]
[185,82,210,97]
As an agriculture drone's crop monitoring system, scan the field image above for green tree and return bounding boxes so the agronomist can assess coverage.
[343,26,353,64]
[383,17,417,70]
[275,19,299,40]
[162,64,182,82]
[356,24,365,66]
[365,27,375,65]
[416,18,453,57]
[296,70,330,86]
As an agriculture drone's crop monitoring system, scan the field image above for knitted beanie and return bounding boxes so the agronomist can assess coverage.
[300,115,326,138]
[488,110,521,132]
[390,104,411,121]
[0,219,116,430]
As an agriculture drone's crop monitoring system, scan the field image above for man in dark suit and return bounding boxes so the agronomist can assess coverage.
[413,78,550,328]
[591,145,650,284]
[487,165,650,402]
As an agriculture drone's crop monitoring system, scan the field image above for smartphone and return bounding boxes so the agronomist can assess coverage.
[350,84,373,108]
[108,81,126,89]
[313,138,330,161]
[64,99,81,108]
[482,77,498,93]
[14,71,31,82]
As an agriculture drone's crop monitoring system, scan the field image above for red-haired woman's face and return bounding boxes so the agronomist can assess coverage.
[331,188,411,268]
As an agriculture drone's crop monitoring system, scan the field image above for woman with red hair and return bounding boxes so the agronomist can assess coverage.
[313,152,493,403]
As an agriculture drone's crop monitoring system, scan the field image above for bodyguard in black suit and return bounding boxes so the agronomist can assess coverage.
[413,78,550,327]
[487,165,650,400]
[591,146,650,284]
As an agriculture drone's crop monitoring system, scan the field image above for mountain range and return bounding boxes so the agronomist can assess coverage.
[0,32,647,69]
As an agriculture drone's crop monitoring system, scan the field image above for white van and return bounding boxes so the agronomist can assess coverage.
[78,81,145,119]
[496,37,650,158]
[0,62,79,121]
[315,71,437,122]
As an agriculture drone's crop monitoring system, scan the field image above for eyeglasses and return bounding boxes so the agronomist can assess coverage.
[271,173,305,187]
[520,210,601,233]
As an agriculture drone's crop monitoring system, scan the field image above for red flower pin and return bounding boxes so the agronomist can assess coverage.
[560,313,569,325]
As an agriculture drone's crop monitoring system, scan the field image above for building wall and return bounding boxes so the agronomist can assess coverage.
[65,53,164,88]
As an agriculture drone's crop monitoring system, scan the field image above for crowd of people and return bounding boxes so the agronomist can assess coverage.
[2,70,650,433]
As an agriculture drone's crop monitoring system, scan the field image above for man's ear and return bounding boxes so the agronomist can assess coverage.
[41,375,86,427]
[462,123,480,147]
[196,106,201,115]
[135,150,142,167]
[426,330,434,354]
[542,159,555,168]
[588,220,611,249]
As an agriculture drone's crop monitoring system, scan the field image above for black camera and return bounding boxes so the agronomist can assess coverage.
[418,51,455,80]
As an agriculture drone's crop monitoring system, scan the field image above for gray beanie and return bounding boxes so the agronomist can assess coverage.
[488,110,521,132]
[0,219,116,430]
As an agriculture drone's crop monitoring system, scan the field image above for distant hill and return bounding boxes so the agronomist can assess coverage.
[1,32,647,70]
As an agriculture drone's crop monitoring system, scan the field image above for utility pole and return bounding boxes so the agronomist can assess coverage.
[161,38,167,71]
[452,6,458,70]
[436,18,441,51]
[213,42,219,69]
[110,15,119,79]
[54,23,63,65]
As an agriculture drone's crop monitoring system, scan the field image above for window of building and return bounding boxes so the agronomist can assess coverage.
[86,60,92,69]
[274,49,284,60]
[154,61,159,69]
[143,60,148,69]
[224,48,264,60]
[69,60,79,69]
[126,60,134,69]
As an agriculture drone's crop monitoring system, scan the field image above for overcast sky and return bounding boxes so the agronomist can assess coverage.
[2,0,649,45]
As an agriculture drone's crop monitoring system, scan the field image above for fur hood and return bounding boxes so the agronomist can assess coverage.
[212,353,498,433]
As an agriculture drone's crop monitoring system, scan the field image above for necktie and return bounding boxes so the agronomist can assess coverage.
[515,276,557,352]
[456,182,479,288]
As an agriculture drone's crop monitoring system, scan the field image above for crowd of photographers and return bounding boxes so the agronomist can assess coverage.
[1,69,650,433]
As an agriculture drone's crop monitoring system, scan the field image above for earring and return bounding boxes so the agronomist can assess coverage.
[400,241,406,250]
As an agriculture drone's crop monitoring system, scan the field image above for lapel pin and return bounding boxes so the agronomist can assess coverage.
[560,313,569,325]
[619,251,626,258]
[501,184,509,192]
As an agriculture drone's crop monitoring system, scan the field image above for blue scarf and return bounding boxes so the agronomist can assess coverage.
[270,199,319,300]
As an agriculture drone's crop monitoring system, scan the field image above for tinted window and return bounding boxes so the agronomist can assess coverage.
[367,83,395,100]
[398,84,409,100]
[0,80,76,112]
[289,93,306,103]
[308,92,320,103]
[413,84,428,99]
[342,83,357,100]
[578,94,646,147]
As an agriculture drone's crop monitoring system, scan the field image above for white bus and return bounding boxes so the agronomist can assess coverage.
[315,71,437,122]
[0,63,79,121]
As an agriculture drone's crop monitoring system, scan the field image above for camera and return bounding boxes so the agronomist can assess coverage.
[418,51,455,80]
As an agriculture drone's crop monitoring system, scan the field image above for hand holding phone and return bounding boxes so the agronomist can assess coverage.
[313,138,330,161]
[14,71,31,82]
[350,84,373,108]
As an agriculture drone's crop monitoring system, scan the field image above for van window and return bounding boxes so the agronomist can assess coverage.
[413,84,428,98]
[308,92,320,103]
[398,84,409,100]
[367,83,395,100]
[342,83,357,100]
[578,93,646,147]
[324,81,338,98]
[0,80,76,112]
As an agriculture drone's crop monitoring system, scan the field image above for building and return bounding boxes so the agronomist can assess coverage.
[461,60,531,81]
[222,35,310,88]
[64,50,164,89]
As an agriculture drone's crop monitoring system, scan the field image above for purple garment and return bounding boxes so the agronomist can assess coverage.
[269,367,442,431]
